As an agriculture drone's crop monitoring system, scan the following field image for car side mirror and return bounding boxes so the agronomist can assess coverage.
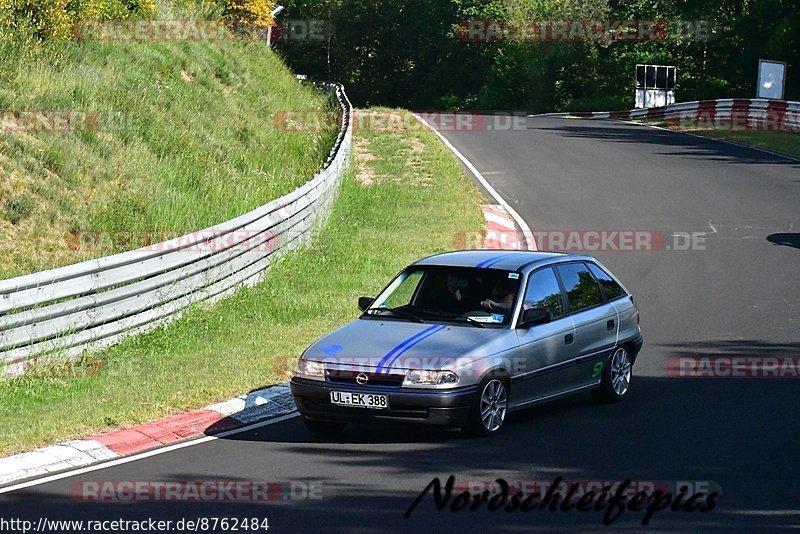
[358,296,375,312]
[519,307,552,328]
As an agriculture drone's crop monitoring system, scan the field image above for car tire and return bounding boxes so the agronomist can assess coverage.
[592,346,632,403]
[465,376,509,436]
[303,417,347,435]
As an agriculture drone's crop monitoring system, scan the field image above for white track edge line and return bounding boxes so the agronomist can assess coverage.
[0,411,300,494]
[413,113,537,251]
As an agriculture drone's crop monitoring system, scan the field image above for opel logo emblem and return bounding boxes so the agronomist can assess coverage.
[356,373,369,385]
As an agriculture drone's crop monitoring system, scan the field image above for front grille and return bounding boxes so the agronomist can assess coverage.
[325,369,404,387]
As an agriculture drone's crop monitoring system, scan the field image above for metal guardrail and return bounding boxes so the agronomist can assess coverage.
[630,99,800,128]
[546,98,800,130]
[0,82,352,377]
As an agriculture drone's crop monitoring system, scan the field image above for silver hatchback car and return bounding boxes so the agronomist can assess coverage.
[290,251,643,435]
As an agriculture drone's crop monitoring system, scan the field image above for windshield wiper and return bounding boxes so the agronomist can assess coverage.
[418,309,486,328]
[366,306,425,323]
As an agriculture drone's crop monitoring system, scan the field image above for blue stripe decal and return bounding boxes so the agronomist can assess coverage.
[484,253,517,268]
[475,255,505,268]
[382,325,447,373]
[375,325,443,374]
[476,253,515,268]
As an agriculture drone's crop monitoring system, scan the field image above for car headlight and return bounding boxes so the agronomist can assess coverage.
[403,369,459,386]
[295,359,325,381]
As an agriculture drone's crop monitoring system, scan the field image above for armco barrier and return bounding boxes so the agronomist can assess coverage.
[0,82,352,377]
[537,98,800,130]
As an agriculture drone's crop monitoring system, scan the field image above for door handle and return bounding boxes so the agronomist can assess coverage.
[607,319,615,330]
[564,333,574,344]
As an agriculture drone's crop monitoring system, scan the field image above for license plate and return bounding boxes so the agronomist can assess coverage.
[330,391,389,410]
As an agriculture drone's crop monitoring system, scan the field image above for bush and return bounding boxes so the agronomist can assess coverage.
[67,0,155,20]
[124,0,155,16]
[0,0,157,46]
[224,0,273,27]
[0,0,74,44]
[566,95,630,113]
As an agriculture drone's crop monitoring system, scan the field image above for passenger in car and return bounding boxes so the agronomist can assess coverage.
[440,274,471,314]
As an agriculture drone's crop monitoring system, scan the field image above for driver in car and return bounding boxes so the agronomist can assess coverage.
[481,279,515,313]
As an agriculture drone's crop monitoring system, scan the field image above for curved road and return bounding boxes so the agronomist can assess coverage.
[2,118,799,532]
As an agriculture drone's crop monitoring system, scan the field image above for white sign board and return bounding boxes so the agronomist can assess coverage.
[635,64,676,108]
[757,60,786,99]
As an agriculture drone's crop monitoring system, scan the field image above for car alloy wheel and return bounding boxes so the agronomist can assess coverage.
[610,347,632,397]
[479,379,508,432]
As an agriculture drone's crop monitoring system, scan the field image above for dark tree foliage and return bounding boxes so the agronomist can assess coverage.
[275,0,799,111]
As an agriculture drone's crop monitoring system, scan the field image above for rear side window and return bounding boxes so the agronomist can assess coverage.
[522,267,564,319]
[587,263,627,301]
[556,263,603,313]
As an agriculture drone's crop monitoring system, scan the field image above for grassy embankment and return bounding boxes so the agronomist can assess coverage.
[0,28,335,279]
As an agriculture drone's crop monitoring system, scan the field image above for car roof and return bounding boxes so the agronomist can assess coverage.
[412,250,596,272]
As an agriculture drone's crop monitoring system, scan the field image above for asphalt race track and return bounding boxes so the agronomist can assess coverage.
[3,118,799,532]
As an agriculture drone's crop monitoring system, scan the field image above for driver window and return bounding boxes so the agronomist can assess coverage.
[523,268,564,319]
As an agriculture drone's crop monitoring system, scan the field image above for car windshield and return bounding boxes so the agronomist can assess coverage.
[364,265,521,327]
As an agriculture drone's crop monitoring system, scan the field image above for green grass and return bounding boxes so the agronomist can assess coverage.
[695,130,800,157]
[0,110,486,454]
[630,119,800,157]
[0,26,335,279]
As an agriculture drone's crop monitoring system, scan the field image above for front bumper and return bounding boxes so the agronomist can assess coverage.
[290,378,475,428]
